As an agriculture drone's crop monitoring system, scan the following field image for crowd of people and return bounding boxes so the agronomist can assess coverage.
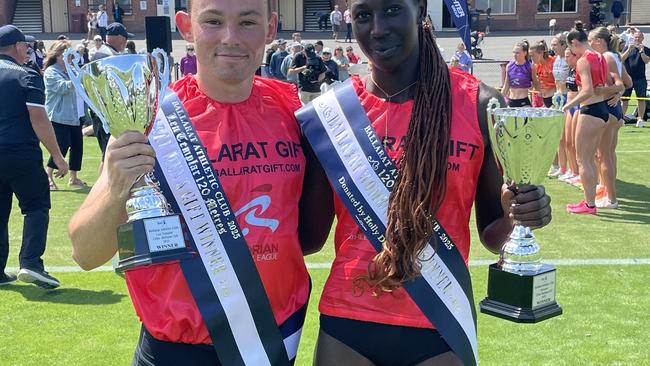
[260,32,364,103]
[0,19,134,289]
[501,21,648,215]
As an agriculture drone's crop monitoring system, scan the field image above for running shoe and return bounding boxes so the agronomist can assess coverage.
[558,171,573,182]
[567,201,597,215]
[0,273,17,286]
[567,200,586,210]
[596,198,619,209]
[569,176,583,190]
[17,268,60,289]
[548,165,562,178]
[636,119,646,128]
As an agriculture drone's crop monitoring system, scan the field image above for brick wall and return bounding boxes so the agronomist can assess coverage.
[469,0,592,32]
[66,0,157,34]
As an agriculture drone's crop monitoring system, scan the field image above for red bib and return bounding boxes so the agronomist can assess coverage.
[319,69,484,329]
[124,75,310,344]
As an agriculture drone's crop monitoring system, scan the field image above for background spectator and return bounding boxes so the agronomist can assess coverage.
[611,1,624,29]
[321,48,339,81]
[86,10,96,40]
[269,39,288,80]
[452,42,472,72]
[113,2,124,24]
[621,31,650,128]
[34,40,45,69]
[0,25,68,288]
[333,46,349,81]
[289,43,327,103]
[282,42,302,85]
[96,5,108,41]
[88,35,103,60]
[125,40,136,54]
[344,7,353,43]
[346,46,360,64]
[43,41,86,190]
[330,5,342,42]
[180,43,196,76]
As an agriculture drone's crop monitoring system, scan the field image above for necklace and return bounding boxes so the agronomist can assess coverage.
[369,75,417,148]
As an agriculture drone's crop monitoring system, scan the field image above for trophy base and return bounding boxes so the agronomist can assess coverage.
[479,263,562,323]
[116,214,196,273]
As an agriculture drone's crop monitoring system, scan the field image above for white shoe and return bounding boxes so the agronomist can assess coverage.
[595,199,619,209]
[17,268,60,289]
[636,119,646,128]
[547,165,560,178]
[558,171,573,182]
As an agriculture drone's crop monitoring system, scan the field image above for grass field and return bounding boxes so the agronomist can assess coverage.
[1,124,649,366]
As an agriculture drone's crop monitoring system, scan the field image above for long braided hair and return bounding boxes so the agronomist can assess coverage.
[363,17,452,293]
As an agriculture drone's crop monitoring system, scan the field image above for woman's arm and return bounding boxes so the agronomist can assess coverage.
[44,68,73,96]
[563,58,595,111]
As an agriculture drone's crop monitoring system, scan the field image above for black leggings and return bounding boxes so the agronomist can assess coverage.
[580,101,609,123]
[508,97,532,107]
[320,315,452,366]
[47,121,83,171]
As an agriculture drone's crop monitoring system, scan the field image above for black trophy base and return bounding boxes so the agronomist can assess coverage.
[116,214,196,273]
[479,263,562,323]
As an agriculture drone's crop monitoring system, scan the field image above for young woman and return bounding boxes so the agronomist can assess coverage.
[502,40,540,107]
[550,35,570,178]
[531,40,557,108]
[563,27,613,214]
[304,0,553,364]
[333,46,351,81]
[86,10,96,40]
[43,41,87,190]
[560,47,581,184]
[589,27,630,209]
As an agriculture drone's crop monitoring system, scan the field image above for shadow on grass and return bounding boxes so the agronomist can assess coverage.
[595,180,650,224]
[4,285,126,305]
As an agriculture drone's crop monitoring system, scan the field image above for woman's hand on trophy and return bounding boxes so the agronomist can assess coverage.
[501,184,552,229]
[105,131,156,201]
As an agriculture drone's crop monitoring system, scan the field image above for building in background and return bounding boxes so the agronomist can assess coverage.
[2,0,649,33]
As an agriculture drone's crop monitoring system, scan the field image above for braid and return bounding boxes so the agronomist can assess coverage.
[362,20,452,293]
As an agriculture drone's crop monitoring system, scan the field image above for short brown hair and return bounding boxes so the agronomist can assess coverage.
[187,0,274,15]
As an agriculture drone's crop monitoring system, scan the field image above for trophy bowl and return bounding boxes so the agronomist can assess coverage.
[479,98,564,323]
[64,49,195,272]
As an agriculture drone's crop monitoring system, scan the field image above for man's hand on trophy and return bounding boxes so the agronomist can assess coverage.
[52,155,69,178]
[500,184,552,229]
[105,131,156,202]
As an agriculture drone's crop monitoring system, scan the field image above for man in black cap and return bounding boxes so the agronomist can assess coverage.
[0,25,69,288]
[91,22,134,61]
[90,22,134,168]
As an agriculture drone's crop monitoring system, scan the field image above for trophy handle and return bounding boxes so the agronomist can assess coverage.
[151,48,170,97]
[63,48,110,130]
[552,92,565,110]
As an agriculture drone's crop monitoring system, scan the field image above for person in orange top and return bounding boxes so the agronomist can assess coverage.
[303,0,554,364]
[531,40,557,108]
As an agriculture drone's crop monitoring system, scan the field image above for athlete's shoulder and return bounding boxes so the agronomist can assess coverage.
[253,76,301,112]
[169,74,199,104]
[448,66,480,95]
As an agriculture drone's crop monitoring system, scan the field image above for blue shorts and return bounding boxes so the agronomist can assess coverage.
[606,99,624,120]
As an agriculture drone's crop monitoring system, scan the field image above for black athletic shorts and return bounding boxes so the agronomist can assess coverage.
[508,97,532,108]
[320,315,452,366]
[580,101,610,123]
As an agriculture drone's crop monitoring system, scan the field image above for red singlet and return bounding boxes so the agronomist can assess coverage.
[576,50,608,88]
[124,75,310,344]
[319,68,485,329]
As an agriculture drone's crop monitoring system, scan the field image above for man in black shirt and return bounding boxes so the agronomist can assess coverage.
[289,43,327,103]
[0,25,69,288]
[621,31,650,128]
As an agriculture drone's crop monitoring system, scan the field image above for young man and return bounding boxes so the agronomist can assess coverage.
[288,43,327,103]
[96,4,109,41]
[68,0,330,364]
[330,5,343,41]
[621,31,650,128]
[0,25,69,288]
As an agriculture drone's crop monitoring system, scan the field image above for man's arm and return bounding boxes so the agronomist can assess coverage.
[475,83,552,253]
[288,55,307,76]
[640,46,650,64]
[621,45,633,62]
[27,106,68,177]
[69,132,156,270]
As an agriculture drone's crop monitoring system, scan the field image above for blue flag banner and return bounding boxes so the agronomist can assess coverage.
[443,0,472,52]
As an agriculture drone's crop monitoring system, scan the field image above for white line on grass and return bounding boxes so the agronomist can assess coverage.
[6,258,650,273]
[615,150,650,153]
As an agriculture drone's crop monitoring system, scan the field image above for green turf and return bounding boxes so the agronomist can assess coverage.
[1,126,649,365]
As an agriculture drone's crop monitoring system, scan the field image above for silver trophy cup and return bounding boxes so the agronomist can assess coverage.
[479,97,564,323]
[64,49,195,272]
